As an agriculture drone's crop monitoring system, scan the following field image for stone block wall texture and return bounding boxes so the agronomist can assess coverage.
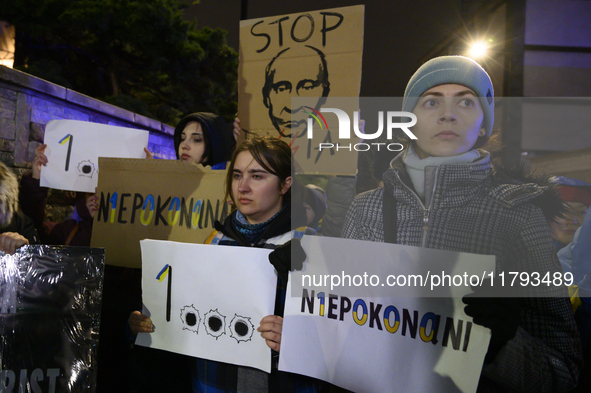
[0,65,176,223]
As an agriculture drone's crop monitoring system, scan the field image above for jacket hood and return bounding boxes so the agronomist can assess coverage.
[490,164,565,222]
[304,187,327,228]
[0,162,19,228]
[173,112,236,167]
[74,192,94,222]
[387,148,564,222]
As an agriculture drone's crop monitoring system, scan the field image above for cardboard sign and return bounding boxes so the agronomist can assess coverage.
[279,236,494,393]
[0,245,104,393]
[90,158,229,268]
[136,240,277,373]
[239,5,364,175]
[40,119,149,192]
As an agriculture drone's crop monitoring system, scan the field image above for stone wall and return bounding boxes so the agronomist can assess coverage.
[0,65,176,223]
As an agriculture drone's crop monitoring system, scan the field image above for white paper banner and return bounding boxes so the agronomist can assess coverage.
[279,236,495,393]
[40,120,149,192]
[136,239,277,373]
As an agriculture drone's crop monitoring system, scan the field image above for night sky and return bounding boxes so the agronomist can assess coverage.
[184,0,470,97]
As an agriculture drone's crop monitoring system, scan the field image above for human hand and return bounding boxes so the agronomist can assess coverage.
[463,281,521,362]
[144,147,154,159]
[357,115,366,143]
[86,194,99,218]
[268,238,306,284]
[233,117,241,141]
[258,315,283,352]
[0,232,29,255]
[32,144,48,180]
[129,311,154,334]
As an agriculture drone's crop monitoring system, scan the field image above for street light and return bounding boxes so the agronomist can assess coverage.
[466,40,489,60]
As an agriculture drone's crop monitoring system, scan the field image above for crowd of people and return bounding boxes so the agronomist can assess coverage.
[2,55,589,392]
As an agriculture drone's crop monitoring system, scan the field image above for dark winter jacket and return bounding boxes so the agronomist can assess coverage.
[47,194,93,247]
[19,174,93,246]
[322,176,356,238]
[19,174,48,243]
[342,150,582,392]
[1,210,38,245]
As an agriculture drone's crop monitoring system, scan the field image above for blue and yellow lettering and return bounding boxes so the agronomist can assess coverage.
[352,299,368,326]
[383,305,400,333]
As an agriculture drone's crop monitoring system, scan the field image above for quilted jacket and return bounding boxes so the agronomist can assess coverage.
[343,150,582,392]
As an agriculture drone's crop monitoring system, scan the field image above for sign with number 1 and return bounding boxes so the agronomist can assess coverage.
[40,120,150,193]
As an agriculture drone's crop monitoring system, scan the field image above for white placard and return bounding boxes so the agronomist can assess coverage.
[136,239,277,373]
[40,120,149,192]
[279,236,495,393]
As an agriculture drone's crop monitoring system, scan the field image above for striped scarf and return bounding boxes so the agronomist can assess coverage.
[231,205,287,243]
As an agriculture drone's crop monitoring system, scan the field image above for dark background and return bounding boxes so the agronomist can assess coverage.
[185,0,470,98]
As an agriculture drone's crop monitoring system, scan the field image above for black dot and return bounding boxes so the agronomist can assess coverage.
[82,165,91,174]
[235,321,249,337]
[186,312,197,326]
[208,316,222,332]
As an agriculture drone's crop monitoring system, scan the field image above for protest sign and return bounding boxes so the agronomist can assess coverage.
[136,239,277,373]
[239,5,364,175]
[279,236,495,393]
[40,119,149,193]
[0,245,104,393]
[90,158,228,268]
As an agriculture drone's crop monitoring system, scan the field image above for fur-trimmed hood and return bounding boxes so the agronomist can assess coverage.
[0,161,19,228]
[386,148,565,223]
[490,164,565,222]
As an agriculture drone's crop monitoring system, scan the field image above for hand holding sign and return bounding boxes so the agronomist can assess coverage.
[0,232,29,254]
[129,311,155,334]
[258,315,283,352]
[32,144,48,180]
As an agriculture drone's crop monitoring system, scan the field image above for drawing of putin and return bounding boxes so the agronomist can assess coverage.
[262,45,330,138]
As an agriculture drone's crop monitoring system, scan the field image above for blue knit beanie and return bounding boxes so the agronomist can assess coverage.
[402,56,494,137]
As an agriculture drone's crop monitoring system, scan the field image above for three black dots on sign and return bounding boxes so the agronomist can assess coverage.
[180,305,255,343]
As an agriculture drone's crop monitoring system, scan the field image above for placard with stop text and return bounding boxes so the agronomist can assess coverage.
[239,5,364,175]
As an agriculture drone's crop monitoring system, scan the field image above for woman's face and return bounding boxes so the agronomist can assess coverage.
[178,121,206,164]
[549,202,588,246]
[411,84,485,159]
[303,202,315,226]
[231,151,292,224]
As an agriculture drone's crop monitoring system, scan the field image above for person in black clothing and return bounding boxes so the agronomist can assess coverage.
[19,143,98,246]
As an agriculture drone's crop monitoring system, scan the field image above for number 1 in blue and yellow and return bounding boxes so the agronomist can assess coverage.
[156,264,173,322]
[59,134,73,172]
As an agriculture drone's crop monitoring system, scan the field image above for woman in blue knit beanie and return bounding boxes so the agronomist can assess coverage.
[343,55,582,391]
